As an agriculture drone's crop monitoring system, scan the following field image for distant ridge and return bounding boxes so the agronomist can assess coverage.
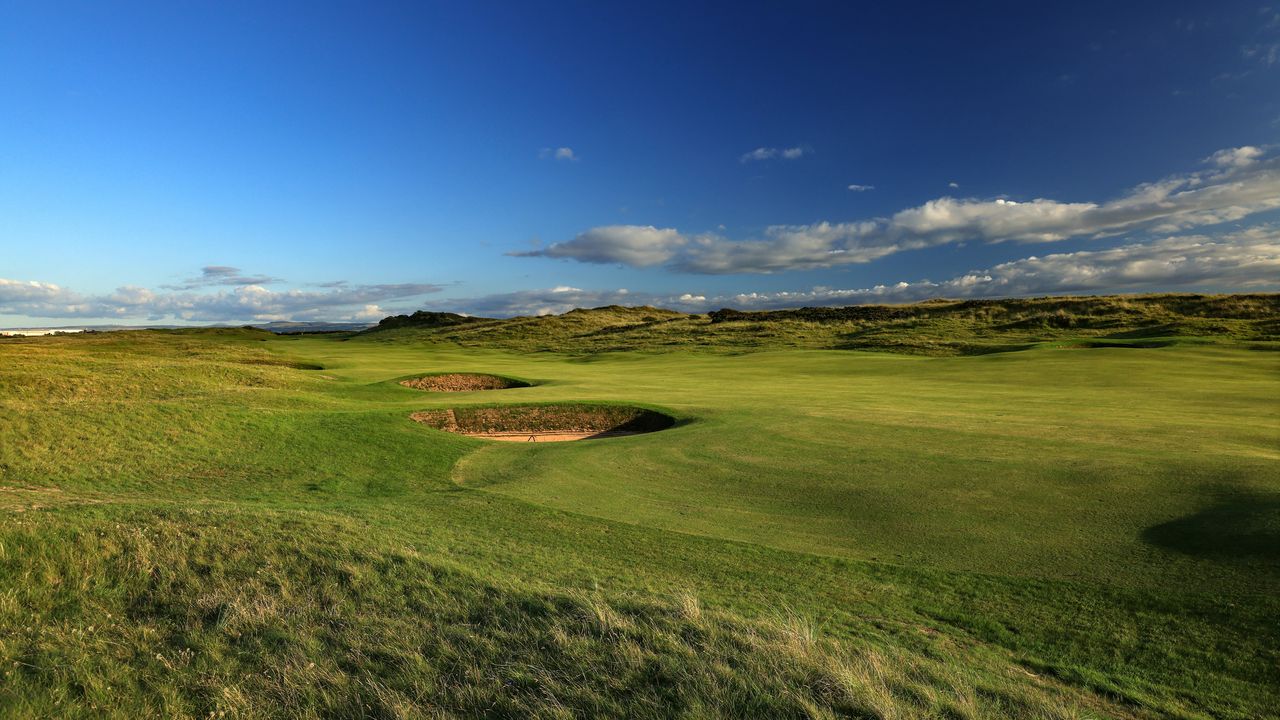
[356,293,1280,355]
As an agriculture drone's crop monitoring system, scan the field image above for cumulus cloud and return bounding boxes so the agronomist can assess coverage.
[0,279,63,299]
[0,276,444,323]
[353,304,386,320]
[847,184,875,192]
[514,146,1280,274]
[1207,145,1265,168]
[468,227,1280,316]
[539,146,578,161]
[740,146,806,163]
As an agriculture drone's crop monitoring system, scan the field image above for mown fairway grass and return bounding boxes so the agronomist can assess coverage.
[1,308,1277,718]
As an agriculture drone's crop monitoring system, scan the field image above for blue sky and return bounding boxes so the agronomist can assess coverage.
[2,1,1279,325]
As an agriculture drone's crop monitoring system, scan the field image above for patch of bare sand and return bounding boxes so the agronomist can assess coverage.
[465,430,642,442]
[400,373,528,392]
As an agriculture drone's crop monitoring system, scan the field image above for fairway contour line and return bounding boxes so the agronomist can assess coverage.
[400,373,532,392]
[411,403,675,442]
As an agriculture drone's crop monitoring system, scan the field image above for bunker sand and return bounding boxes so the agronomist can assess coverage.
[400,373,530,392]
[464,430,645,442]
[411,404,674,442]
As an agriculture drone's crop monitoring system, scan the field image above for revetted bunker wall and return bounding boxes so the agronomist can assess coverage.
[410,404,674,436]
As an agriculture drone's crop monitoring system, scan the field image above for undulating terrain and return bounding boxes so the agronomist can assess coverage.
[1,294,1277,718]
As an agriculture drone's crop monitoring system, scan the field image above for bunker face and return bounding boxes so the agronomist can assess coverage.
[411,404,675,442]
[400,373,531,392]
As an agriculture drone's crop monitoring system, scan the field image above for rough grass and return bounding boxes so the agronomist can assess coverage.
[0,508,1114,719]
[357,294,1280,355]
[1,297,1277,718]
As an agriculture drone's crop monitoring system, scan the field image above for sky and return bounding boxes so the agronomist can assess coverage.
[2,0,1279,326]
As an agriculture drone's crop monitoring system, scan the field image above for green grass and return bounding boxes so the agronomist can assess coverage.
[1,296,1277,718]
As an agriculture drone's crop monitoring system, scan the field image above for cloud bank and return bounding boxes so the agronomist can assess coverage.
[5,228,1277,323]
[0,276,443,323]
[467,227,1280,316]
[513,146,1280,274]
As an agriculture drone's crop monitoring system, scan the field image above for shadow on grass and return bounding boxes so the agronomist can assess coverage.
[1103,324,1186,339]
[1065,339,1177,349]
[832,330,1038,355]
[1142,490,1280,562]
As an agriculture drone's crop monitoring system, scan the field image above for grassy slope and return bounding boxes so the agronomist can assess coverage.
[1,295,1277,718]
[289,332,1280,717]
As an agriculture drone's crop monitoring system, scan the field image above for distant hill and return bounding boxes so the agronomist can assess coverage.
[358,293,1280,355]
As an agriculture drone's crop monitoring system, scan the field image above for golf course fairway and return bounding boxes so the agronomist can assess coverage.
[1,303,1276,718]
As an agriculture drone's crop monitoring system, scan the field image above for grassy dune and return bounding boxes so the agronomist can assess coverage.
[362,293,1279,354]
[2,295,1277,718]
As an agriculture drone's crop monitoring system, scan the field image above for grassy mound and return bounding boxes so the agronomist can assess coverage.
[400,373,531,392]
[411,403,675,436]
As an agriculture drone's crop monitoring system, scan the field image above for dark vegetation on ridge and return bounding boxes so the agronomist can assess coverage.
[358,293,1280,355]
[371,310,488,331]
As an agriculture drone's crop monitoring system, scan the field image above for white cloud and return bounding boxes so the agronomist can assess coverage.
[949,181,960,189]
[847,184,875,192]
[539,147,578,161]
[1207,145,1265,168]
[468,227,1280,316]
[354,304,385,320]
[514,146,1280,274]
[740,146,806,163]
[0,279,65,304]
[0,274,444,323]
[740,148,775,162]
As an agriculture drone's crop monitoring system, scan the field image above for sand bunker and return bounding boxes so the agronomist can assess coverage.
[411,403,674,442]
[400,373,531,392]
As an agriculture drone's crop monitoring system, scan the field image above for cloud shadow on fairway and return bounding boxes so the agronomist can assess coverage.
[1142,490,1280,563]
